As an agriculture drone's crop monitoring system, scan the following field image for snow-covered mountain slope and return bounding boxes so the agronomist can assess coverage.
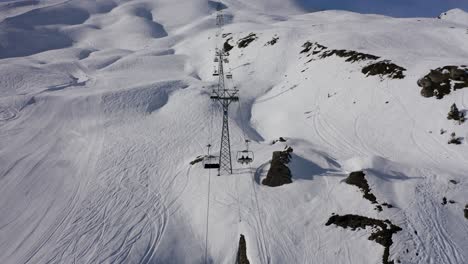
[1,1,468,264]
[439,8,468,26]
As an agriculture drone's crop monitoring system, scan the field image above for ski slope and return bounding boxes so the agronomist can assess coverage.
[1,1,468,264]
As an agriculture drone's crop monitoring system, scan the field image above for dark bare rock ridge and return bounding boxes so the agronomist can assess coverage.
[345,171,393,211]
[449,179,458,184]
[464,205,468,220]
[224,38,234,52]
[262,146,293,187]
[418,65,468,99]
[271,136,287,145]
[320,49,380,63]
[345,171,378,204]
[300,41,327,54]
[326,214,402,264]
[300,41,405,79]
[236,234,250,264]
[301,41,378,63]
[265,35,279,46]
[238,33,257,48]
[362,61,406,79]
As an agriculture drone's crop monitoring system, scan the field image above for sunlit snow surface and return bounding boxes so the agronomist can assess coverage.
[0,1,468,264]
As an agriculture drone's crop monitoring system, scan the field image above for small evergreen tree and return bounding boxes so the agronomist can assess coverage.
[448,132,463,145]
[447,103,459,120]
[447,103,465,124]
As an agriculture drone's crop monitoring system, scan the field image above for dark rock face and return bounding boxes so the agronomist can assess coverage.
[238,33,257,48]
[223,38,234,52]
[417,66,468,99]
[271,137,287,145]
[300,41,404,80]
[420,87,434,98]
[326,214,402,264]
[362,61,406,79]
[300,41,327,54]
[449,180,458,184]
[345,171,393,211]
[417,77,432,88]
[464,205,468,220]
[265,36,279,46]
[301,42,378,63]
[236,235,250,264]
[345,171,378,204]
[320,49,380,63]
[262,147,293,187]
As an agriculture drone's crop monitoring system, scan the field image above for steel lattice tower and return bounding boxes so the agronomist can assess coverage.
[211,50,238,175]
[210,9,238,175]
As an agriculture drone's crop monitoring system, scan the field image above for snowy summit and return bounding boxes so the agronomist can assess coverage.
[439,8,468,25]
[0,1,468,264]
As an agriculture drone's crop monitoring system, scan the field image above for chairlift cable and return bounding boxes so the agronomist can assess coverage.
[209,97,214,145]
[237,95,249,144]
[204,168,212,264]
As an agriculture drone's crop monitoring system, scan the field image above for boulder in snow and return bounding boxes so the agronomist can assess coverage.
[262,147,293,187]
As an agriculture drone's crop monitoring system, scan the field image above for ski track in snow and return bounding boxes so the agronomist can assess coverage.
[410,176,465,264]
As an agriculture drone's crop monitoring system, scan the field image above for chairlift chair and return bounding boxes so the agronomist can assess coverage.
[226,72,233,79]
[203,155,220,169]
[237,140,254,165]
[214,57,219,63]
[213,70,219,77]
[236,150,254,165]
[204,144,220,169]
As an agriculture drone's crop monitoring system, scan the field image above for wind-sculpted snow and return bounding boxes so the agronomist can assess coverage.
[1,1,468,264]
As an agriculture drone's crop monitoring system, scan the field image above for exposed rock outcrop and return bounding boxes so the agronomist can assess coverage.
[320,49,380,63]
[300,41,327,54]
[345,171,393,211]
[417,66,468,99]
[238,33,257,48]
[223,37,234,52]
[326,214,402,264]
[300,41,405,80]
[236,235,250,264]
[262,147,293,187]
[271,137,287,145]
[345,171,378,204]
[362,61,406,79]
[265,35,279,46]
